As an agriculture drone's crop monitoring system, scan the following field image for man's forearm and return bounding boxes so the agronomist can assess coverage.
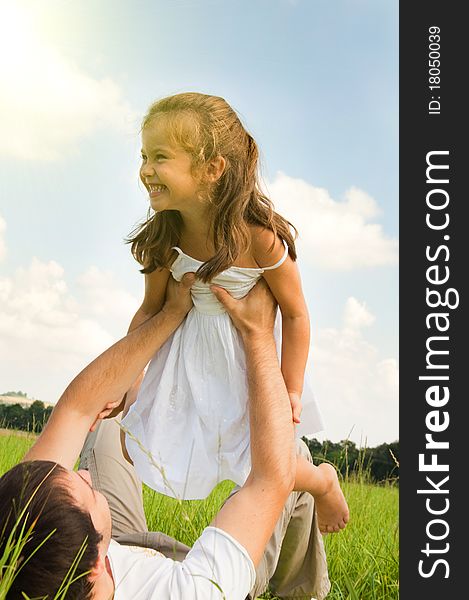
[23,308,183,468]
[243,332,296,487]
[61,307,182,419]
[210,329,296,567]
[128,306,154,333]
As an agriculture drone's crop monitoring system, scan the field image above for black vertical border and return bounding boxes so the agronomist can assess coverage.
[400,2,465,597]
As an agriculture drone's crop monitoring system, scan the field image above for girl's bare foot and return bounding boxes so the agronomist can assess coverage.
[315,463,349,534]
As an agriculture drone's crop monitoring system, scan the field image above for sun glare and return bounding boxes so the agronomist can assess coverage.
[0,2,38,71]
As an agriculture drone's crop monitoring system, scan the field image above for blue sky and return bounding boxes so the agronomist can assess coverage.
[0,0,398,445]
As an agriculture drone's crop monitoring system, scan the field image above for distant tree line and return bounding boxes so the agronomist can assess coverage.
[0,391,28,398]
[302,437,399,484]
[0,402,399,482]
[0,401,53,433]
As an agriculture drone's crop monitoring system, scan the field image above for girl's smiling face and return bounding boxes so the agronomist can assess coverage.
[140,118,202,213]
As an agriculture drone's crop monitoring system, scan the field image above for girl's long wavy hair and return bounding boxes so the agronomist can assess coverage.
[127,92,297,282]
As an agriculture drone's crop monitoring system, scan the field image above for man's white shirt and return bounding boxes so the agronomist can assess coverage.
[108,526,256,599]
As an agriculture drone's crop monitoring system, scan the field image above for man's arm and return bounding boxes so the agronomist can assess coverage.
[209,282,296,567]
[23,273,195,470]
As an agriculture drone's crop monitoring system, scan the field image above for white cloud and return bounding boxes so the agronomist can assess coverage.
[309,297,398,446]
[0,2,136,160]
[0,257,139,404]
[343,297,375,332]
[266,172,398,270]
[0,213,6,261]
[76,266,140,323]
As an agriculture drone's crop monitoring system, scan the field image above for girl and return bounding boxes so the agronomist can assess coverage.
[121,92,349,534]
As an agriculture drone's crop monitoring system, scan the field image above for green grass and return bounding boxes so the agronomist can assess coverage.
[0,429,37,471]
[143,481,236,547]
[0,430,399,599]
[324,479,399,600]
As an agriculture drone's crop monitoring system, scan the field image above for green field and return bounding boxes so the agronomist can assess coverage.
[0,430,399,599]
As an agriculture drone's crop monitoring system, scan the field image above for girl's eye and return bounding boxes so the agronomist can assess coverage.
[140,153,165,161]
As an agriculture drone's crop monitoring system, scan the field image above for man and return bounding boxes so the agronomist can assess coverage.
[0,275,330,599]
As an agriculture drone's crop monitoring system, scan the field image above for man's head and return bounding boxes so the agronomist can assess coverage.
[0,461,112,599]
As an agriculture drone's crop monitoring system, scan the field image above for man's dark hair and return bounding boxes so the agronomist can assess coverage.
[0,460,102,599]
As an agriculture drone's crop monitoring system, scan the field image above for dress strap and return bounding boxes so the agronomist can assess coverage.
[171,246,184,255]
[262,241,289,271]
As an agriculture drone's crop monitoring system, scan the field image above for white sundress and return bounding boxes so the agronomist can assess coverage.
[121,244,324,500]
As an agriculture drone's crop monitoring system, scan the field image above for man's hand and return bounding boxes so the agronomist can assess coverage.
[161,272,195,320]
[210,279,277,338]
[89,398,124,432]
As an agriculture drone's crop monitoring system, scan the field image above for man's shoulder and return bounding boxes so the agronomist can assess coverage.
[107,528,255,600]
[109,539,165,560]
[107,539,172,598]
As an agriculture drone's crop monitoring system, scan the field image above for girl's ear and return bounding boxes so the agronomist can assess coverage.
[206,155,226,182]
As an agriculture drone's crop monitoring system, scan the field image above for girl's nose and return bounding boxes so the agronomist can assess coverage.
[140,162,155,178]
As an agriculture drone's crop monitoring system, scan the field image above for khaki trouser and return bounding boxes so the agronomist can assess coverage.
[79,417,330,599]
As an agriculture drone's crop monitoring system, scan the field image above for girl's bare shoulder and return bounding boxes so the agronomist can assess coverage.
[248,225,285,268]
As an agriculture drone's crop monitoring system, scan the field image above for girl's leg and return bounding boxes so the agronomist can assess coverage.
[295,453,350,534]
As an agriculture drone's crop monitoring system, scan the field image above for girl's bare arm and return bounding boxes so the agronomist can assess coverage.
[129,267,172,332]
[251,228,310,422]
